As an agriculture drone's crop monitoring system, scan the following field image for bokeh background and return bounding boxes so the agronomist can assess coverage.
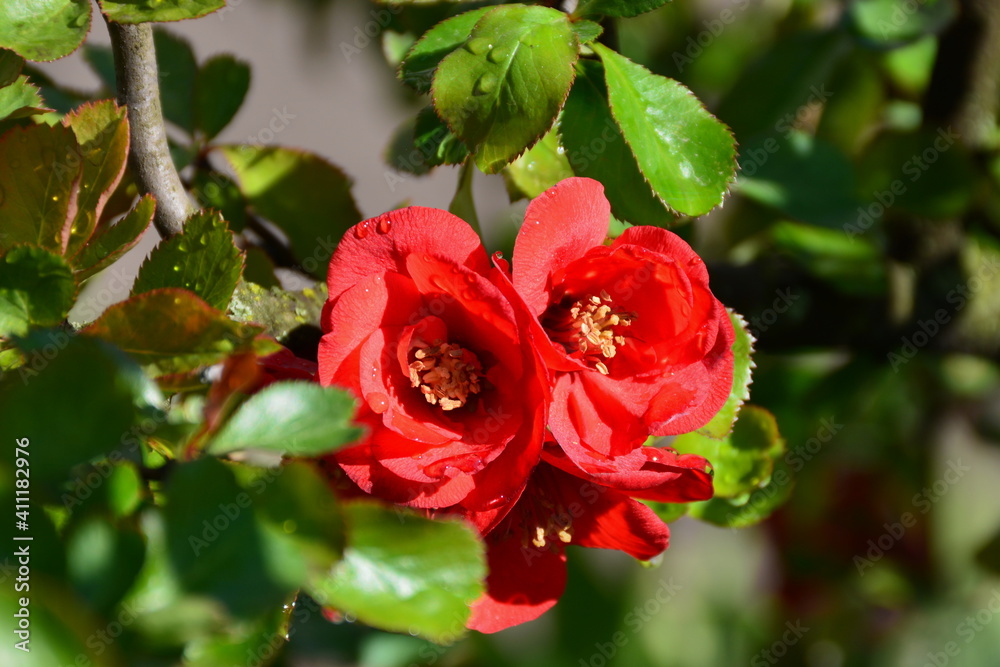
[35,0,1000,665]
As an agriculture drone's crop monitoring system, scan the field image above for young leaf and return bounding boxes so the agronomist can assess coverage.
[82,288,279,376]
[560,60,671,225]
[694,310,755,439]
[576,0,672,19]
[194,55,251,140]
[207,381,361,457]
[0,122,81,254]
[673,405,785,499]
[220,145,362,278]
[687,459,795,529]
[0,76,51,122]
[0,0,91,62]
[100,0,226,24]
[399,7,492,94]
[309,501,486,643]
[594,44,736,217]
[0,245,77,337]
[432,5,578,174]
[72,194,154,280]
[63,100,130,257]
[131,210,245,310]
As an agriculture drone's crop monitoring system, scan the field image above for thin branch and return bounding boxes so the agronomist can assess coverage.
[107,20,193,237]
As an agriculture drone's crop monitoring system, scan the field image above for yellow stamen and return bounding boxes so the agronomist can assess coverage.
[544,290,635,373]
[408,339,481,410]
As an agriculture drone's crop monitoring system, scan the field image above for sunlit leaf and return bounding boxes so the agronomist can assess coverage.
[220,145,362,278]
[131,210,244,310]
[0,122,81,254]
[695,310,755,439]
[0,75,51,122]
[0,0,91,62]
[82,288,279,376]
[207,381,361,457]
[72,194,154,280]
[309,501,485,643]
[100,0,227,24]
[576,0,671,19]
[595,44,736,216]
[399,7,491,95]
[433,5,578,173]
[503,128,573,200]
[63,100,130,257]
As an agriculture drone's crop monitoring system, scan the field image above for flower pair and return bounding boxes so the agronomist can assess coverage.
[317,177,734,632]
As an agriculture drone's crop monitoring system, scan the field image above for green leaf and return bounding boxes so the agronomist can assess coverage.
[0,0,91,62]
[82,288,279,376]
[153,28,198,134]
[385,105,469,176]
[63,100,130,256]
[0,75,51,121]
[0,48,25,87]
[433,5,578,174]
[576,0,671,19]
[0,333,157,487]
[673,405,785,499]
[207,381,361,457]
[570,19,603,43]
[228,280,327,342]
[0,245,77,337]
[191,169,248,231]
[309,501,485,643]
[503,128,573,200]
[72,194,154,280]
[220,145,362,278]
[399,7,492,95]
[0,122,81,254]
[194,54,250,140]
[695,310,755,439]
[595,43,736,216]
[687,459,795,528]
[737,132,861,229]
[850,0,957,45]
[560,59,671,225]
[100,0,227,24]
[131,210,245,310]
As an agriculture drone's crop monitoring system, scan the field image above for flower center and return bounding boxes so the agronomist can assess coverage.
[544,290,635,375]
[408,339,482,411]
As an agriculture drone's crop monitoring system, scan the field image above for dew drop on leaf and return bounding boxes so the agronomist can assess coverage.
[474,73,497,95]
[465,37,491,55]
[172,265,180,272]
[487,44,513,64]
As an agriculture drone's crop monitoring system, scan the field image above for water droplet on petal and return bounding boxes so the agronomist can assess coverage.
[377,217,392,234]
[474,73,497,95]
[354,223,371,239]
[466,37,491,55]
[366,392,389,414]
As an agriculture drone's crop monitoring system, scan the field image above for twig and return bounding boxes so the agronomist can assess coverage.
[107,20,193,237]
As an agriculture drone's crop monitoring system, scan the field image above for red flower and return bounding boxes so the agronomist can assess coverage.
[464,444,714,633]
[317,208,549,514]
[508,177,735,475]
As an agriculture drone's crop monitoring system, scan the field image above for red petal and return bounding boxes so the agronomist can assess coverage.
[327,207,491,303]
[513,177,611,316]
[467,525,567,633]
